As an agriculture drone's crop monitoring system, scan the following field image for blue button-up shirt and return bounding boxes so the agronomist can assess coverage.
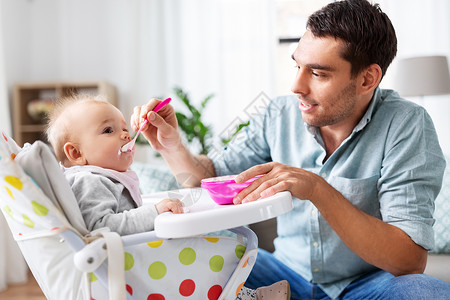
[210,88,445,298]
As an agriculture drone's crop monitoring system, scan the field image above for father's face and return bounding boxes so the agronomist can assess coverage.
[290,30,360,129]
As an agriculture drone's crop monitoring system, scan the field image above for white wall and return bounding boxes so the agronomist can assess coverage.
[379,0,450,153]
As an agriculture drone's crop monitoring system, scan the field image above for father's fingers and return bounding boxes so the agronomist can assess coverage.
[234,177,280,204]
[131,106,142,131]
[235,162,274,183]
[146,110,174,136]
[141,99,162,118]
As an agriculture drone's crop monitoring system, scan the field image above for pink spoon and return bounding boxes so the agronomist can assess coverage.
[120,97,171,153]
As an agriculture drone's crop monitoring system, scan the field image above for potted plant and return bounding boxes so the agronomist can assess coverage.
[134,87,249,158]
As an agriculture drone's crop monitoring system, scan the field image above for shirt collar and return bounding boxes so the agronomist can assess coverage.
[353,87,381,132]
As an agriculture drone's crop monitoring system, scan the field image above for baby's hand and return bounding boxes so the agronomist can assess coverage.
[155,198,184,214]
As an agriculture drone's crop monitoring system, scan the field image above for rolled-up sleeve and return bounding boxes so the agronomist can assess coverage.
[379,107,445,250]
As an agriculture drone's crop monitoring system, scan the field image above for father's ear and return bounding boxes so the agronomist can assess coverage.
[63,142,86,165]
[358,63,382,95]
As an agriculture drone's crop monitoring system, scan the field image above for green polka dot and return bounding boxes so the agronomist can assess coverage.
[3,205,12,217]
[148,261,166,279]
[90,273,97,282]
[32,201,49,216]
[22,214,34,228]
[124,252,134,270]
[209,255,224,272]
[235,245,246,259]
[179,247,196,265]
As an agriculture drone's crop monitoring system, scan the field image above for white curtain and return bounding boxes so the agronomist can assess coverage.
[0,1,11,136]
[53,0,277,140]
[0,0,28,292]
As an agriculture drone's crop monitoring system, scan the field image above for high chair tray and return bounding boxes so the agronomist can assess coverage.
[143,188,292,238]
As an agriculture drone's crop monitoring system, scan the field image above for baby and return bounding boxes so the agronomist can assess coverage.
[46,94,290,300]
[45,94,183,235]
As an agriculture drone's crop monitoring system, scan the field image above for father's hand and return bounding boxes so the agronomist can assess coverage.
[233,162,324,204]
[131,98,181,153]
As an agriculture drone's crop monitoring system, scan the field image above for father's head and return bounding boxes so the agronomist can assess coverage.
[307,0,397,79]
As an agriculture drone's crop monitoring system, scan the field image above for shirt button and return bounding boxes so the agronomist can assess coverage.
[311,209,317,216]
[321,172,327,178]
[313,268,320,272]
[313,242,319,247]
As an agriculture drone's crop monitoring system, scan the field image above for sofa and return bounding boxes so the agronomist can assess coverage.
[131,158,450,284]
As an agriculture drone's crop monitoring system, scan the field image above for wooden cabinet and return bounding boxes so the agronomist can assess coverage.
[12,81,117,146]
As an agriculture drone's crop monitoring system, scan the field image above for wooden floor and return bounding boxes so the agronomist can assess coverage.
[0,273,46,300]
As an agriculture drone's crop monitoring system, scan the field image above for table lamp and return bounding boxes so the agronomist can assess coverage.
[393,55,450,99]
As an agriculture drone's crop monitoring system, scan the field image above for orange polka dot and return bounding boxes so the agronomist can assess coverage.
[242,257,249,268]
[236,282,245,296]
[11,153,16,160]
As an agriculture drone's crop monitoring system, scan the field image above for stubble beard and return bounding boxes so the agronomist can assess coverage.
[302,80,358,128]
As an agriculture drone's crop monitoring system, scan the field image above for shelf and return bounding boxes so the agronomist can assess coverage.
[12,81,117,146]
[20,125,46,132]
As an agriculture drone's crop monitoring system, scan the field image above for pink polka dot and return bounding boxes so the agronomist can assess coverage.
[208,285,222,300]
[126,284,133,295]
[147,294,165,300]
[2,132,7,141]
[179,279,195,297]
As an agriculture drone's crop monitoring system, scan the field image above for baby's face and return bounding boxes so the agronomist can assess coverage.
[67,101,134,172]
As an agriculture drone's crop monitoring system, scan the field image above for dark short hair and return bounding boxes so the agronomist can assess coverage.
[307,0,397,79]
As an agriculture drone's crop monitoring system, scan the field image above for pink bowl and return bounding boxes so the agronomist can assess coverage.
[201,175,260,205]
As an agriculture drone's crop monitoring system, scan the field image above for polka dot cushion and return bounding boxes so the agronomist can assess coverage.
[0,134,71,239]
[1,132,257,299]
[130,161,180,194]
[90,236,256,300]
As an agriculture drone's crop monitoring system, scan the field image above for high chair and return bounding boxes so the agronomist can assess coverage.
[0,131,292,300]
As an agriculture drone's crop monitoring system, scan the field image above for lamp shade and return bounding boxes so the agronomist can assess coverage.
[393,55,450,97]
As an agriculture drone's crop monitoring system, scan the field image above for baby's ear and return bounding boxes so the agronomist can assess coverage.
[63,142,86,165]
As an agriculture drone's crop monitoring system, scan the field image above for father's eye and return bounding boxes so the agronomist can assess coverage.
[103,127,113,134]
[312,71,326,78]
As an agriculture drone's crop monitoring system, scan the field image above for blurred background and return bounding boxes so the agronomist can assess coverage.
[1,0,450,293]
[1,0,449,152]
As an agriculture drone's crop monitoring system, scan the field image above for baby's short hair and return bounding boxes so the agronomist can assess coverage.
[45,94,106,164]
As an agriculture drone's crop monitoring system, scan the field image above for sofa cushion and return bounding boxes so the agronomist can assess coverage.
[431,155,450,254]
[130,161,180,194]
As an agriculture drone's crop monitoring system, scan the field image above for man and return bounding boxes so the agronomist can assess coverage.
[132,0,450,298]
